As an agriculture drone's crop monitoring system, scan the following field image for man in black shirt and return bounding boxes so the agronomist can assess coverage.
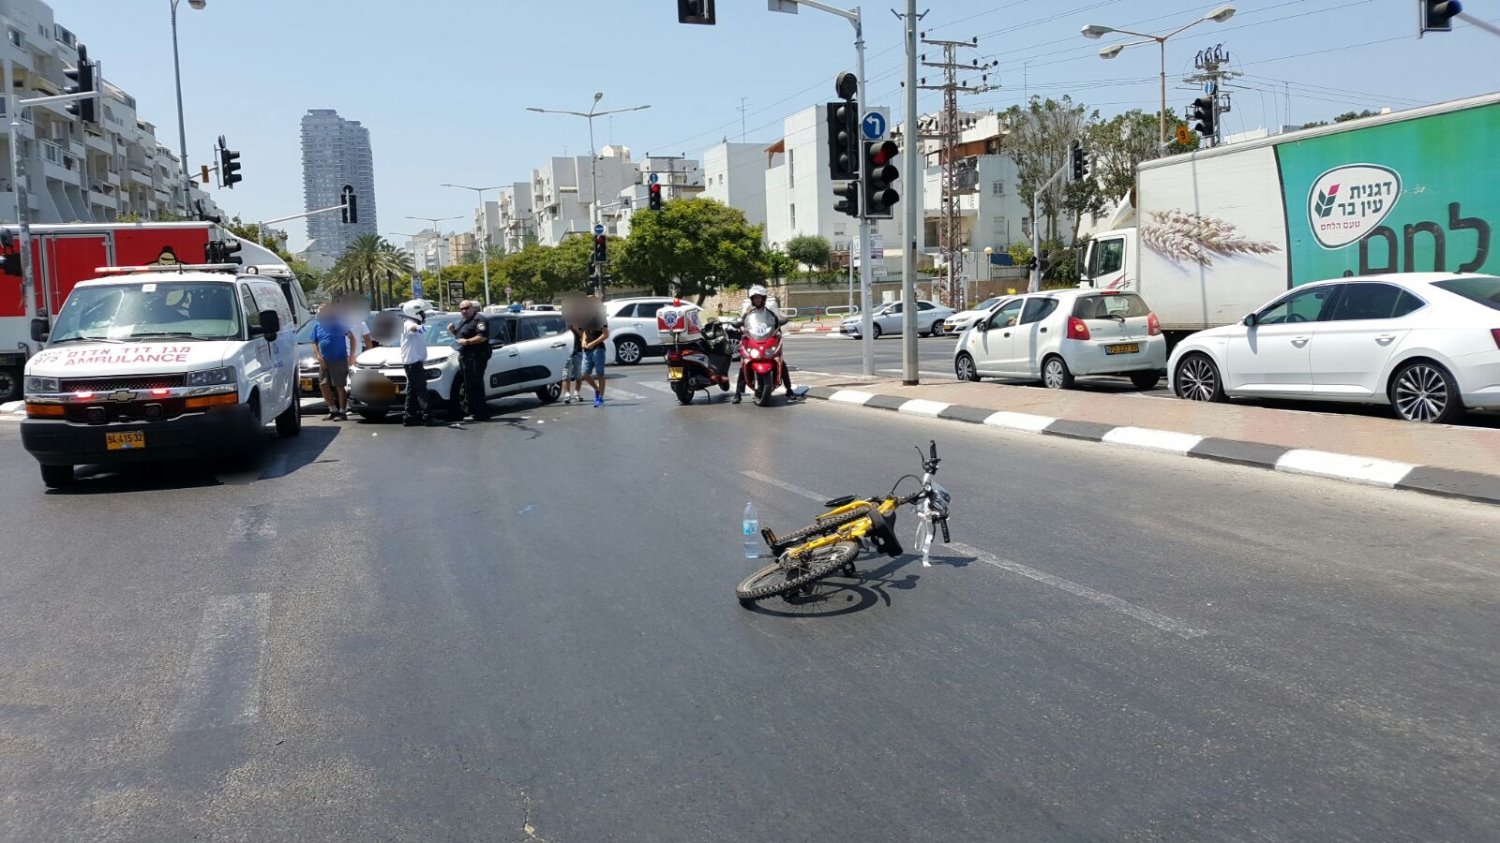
[447,300,492,421]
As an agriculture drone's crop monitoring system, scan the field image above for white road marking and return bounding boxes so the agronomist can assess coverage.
[602,389,647,401]
[828,389,876,405]
[171,593,271,731]
[898,399,951,418]
[949,541,1208,639]
[1275,449,1416,487]
[637,381,674,393]
[982,411,1055,433]
[741,472,1206,638]
[1102,426,1205,456]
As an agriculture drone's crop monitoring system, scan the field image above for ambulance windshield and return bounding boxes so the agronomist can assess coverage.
[48,281,242,344]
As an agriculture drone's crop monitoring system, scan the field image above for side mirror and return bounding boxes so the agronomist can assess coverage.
[1243,312,1259,328]
[257,309,281,341]
[30,317,49,343]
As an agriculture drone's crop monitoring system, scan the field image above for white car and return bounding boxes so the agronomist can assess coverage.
[349,310,569,420]
[1168,273,1500,423]
[954,289,1167,389]
[841,300,956,338]
[605,297,701,365]
[20,268,301,487]
[943,296,1011,335]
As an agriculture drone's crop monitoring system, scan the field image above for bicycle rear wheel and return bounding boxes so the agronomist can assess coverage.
[736,541,859,605]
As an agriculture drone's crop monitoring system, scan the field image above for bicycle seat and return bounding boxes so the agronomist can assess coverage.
[823,494,858,508]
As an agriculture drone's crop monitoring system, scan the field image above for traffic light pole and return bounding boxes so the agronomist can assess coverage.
[900,0,921,385]
[257,201,352,249]
[1029,163,1068,293]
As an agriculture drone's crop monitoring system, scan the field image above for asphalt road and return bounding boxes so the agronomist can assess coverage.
[1,371,1498,841]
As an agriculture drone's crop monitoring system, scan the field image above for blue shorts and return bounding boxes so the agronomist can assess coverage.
[564,352,584,381]
[584,345,606,376]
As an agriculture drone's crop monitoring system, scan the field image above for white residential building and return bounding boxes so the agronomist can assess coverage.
[494,183,533,252]
[702,142,766,230]
[610,154,704,238]
[450,231,477,264]
[0,0,220,225]
[910,111,1033,255]
[529,146,642,246]
[474,200,500,253]
[406,229,451,271]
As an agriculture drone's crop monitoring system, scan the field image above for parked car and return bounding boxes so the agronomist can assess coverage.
[840,300,956,338]
[348,310,569,420]
[605,297,701,365]
[943,296,1011,335]
[954,289,1166,389]
[294,319,323,398]
[1168,273,1500,423]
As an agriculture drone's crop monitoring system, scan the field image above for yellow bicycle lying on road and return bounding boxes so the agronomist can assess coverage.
[736,441,953,606]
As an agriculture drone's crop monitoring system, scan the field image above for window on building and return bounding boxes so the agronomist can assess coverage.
[8,28,22,47]
[789,204,796,229]
[787,148,794,188]
[992,180,1005,196]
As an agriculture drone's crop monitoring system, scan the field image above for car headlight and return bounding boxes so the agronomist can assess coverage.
[186,366,236,387]
[425,368,442,379]
[25,375,59,393]
[298,355,316,369]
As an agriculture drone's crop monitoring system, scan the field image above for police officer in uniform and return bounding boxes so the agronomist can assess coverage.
[447,300,492,421]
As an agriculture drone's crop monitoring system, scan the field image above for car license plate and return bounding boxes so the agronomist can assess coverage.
[667,366,684,380]
[300,378,315,393]
[1105,343,1140,355]
[105,431,145,451]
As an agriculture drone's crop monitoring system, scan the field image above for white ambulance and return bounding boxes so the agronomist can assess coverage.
[19,263,300,488]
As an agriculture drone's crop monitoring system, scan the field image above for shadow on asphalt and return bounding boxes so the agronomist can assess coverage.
[739,548,972,618]
[46,427,340,495]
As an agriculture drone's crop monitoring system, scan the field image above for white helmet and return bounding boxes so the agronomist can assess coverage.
[748,284,768,299]
[400,299,428,320]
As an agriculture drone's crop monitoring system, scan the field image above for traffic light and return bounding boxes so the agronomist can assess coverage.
[825,102,861,182]
[1190,96,1216,138]
[863,140,899,218]
[1421,0,1462,33]
[218,136,242,188]
[204,239,242,265]
[63,44,96,124]
[834,180,860,218]
[649,182,663,212]
[677,0,715,24]
[1070,141,1088,181]
[199,165,211,186]
[341,185,358,224]
[592,234,608,263]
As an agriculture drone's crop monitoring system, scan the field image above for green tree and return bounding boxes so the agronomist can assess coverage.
[1004,96,1097,242]
[614,198,766,303]
[1085,110,1198,204]
[328,235,413,308]
[783,234,832,271]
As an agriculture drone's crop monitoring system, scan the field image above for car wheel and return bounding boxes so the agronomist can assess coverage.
[274,397,302,437]
[615,337,644,365]
[872,323,883,339]
[955,352,980,383]
[1389,360,1464,424]
[1173,353,1226,402]
[0,369,19,402]
[931,319,946,337]
[1129,371,1161,390]
[39,464,74,489]
[535,382,562,404]
[1041,355,1074,390]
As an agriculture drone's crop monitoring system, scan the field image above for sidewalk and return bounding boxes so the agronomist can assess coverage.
[796,372,1500,505]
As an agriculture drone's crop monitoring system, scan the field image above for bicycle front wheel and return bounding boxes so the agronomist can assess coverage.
[736,541,859,605]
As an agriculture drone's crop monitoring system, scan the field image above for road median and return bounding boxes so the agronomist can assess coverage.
[798,373,1500,506]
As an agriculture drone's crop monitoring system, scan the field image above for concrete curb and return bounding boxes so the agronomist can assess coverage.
[805,386,1500,506]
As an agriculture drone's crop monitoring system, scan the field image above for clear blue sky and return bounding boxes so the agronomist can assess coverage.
[52,0,1497,252]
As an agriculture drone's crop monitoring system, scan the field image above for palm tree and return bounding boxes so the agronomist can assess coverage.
[329,235,412,308]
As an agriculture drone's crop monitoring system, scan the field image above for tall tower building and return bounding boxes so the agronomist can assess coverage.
[300,109,377,268]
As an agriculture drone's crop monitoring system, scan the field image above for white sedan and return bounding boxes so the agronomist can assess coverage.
[954,289,1167,389]
[943,296,1011,335]
[1168,273,1500,424]
[841,300,956,338]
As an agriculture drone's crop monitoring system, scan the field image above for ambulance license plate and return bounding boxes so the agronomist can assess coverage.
[105,431,145,451]
[1105,343,1140,355]
[667,367,684,380]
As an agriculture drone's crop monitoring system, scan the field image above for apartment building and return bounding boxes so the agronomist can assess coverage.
[301,109,377,268]
[702,142,766,230]
[0,0,218,225]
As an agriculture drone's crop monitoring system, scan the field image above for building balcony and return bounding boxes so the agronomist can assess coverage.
[85,131,112,153]
[90,191,118,211]
[129,167,152,186]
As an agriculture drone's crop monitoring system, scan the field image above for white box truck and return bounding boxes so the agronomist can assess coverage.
[1080,92,1498,344]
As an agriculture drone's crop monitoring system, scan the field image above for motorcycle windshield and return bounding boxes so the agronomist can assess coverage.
[744,310,778,340]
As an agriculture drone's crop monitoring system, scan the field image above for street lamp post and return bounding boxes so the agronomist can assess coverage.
[526,95,650,230]
[405,216,460,310]
[441,182,503,307]
[170,0,206,216]
[1082,5,1235,146]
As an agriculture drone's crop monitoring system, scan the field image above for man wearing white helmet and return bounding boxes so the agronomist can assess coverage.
[398,299,431,426]
[733,284,796,404]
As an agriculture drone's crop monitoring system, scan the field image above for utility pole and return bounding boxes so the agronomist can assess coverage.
[919,34,996,310]
[1185,43,1235,147]
[897,2,926,386]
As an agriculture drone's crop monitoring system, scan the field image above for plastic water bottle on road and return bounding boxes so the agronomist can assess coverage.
[742,502,759,559]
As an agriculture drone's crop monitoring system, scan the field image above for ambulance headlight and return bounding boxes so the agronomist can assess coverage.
[186,366,236,387]
[24,375,59,393]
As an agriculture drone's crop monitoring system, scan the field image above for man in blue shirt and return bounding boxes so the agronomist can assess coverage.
[310,304,358,421]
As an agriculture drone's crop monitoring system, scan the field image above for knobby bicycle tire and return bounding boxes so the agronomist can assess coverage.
[736,541,860,604]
